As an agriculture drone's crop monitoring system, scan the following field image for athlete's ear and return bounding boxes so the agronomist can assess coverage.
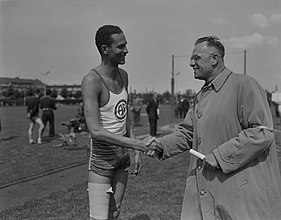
[101,45,108,55]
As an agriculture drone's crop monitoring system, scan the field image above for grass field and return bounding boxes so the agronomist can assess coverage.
[0,104,182,186]
[0,105,281,220]
[0,105,88,186]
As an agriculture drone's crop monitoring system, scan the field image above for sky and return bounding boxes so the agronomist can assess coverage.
[1,0,281,94]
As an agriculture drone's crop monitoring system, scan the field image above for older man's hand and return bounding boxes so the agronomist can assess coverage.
[203,153,220,170]
[144,136,162,157]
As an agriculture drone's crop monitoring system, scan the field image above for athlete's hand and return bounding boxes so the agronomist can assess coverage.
[145,137,162,157]
[132,151,143,176]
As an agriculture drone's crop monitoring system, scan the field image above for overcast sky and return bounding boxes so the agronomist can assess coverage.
[1,0,281,93]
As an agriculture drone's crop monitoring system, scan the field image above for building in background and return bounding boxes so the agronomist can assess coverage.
[0,77,82,106]
[47,84,81,96]
[0,77,45,93]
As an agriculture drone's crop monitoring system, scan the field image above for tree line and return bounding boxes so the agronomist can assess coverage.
[0,85,196,106]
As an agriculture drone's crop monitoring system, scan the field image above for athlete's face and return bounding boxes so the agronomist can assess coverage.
[106,33,128,65]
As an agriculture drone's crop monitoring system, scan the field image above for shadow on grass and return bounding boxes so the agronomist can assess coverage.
[129,213,151,220]
[41,135,60,142]
[0,136,18,141]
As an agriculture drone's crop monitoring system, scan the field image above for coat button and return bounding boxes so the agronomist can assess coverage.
[200,190,206,196]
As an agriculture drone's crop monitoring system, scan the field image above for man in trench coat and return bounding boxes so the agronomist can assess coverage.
[147,36,281,220]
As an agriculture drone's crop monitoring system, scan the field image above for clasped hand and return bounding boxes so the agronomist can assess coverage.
[142,137,220,170]
[143,136,162,157]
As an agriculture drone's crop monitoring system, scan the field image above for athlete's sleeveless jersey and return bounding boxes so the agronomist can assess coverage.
[89,70,131,177]
[99,87,128,135]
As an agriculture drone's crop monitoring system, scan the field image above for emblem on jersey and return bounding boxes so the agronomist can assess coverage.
[114,99,127,120]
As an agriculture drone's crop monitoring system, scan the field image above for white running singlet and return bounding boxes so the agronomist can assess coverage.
[99,87,128,135]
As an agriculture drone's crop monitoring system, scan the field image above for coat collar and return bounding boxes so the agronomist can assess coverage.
[202,67,233,92]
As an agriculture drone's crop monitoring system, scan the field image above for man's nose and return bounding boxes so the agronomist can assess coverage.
[124,46,129,54]
[189,59,195,67]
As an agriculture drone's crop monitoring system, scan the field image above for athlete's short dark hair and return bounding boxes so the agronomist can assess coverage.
[95,25,123,55]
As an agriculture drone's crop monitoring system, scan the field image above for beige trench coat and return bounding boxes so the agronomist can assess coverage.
[159,68,281,220]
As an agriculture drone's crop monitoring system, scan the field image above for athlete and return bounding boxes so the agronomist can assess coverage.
[40,89,57,138]
[81,25,147,220]
[26,89,44,144]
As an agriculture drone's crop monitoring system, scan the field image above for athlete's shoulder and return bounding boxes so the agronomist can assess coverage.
[81,69,102,87]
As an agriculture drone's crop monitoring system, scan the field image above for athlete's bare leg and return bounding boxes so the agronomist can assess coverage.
[35,117,44,143]
[28,121,35,143]
[88,172,111,220]
[108,171,128,220]
[88,171,128,220]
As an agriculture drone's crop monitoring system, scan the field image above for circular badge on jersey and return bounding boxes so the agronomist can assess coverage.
[114,99,127,120]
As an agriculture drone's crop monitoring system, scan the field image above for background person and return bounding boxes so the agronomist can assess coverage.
[40,90,57,138]
[146,36,281,220]
[76,102,87,131]
[131,94,143,126]
[81,25,147,220]
[181,97,190,118]
[146,92,159,137]
[26,89,44,144]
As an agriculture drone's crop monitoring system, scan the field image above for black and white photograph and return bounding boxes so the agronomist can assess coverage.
[1,0,281,219]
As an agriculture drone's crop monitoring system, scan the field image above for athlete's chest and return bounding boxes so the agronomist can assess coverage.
[103,78,123,93]
[99,79,125,107]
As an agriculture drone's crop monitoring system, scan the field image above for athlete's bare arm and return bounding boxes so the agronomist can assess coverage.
[120,69,144,174]
[81,70,147,152]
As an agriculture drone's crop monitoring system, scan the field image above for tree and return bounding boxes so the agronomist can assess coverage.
[50,89,58,99]
[25,87,35,97]
[73,90,82,99]
[3,85,21,99]
[60,87,69,99]
[162,90,171,104]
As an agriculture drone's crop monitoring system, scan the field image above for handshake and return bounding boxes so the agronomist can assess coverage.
[141,136,162,157]
[130,136,162,177]
[138,136,220,170]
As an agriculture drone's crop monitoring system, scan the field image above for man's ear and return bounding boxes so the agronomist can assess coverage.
[211,54,219,66]
[101,45,108,55]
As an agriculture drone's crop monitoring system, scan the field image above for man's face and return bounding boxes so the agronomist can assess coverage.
[189,42,216,81]
[106,33,128,65]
